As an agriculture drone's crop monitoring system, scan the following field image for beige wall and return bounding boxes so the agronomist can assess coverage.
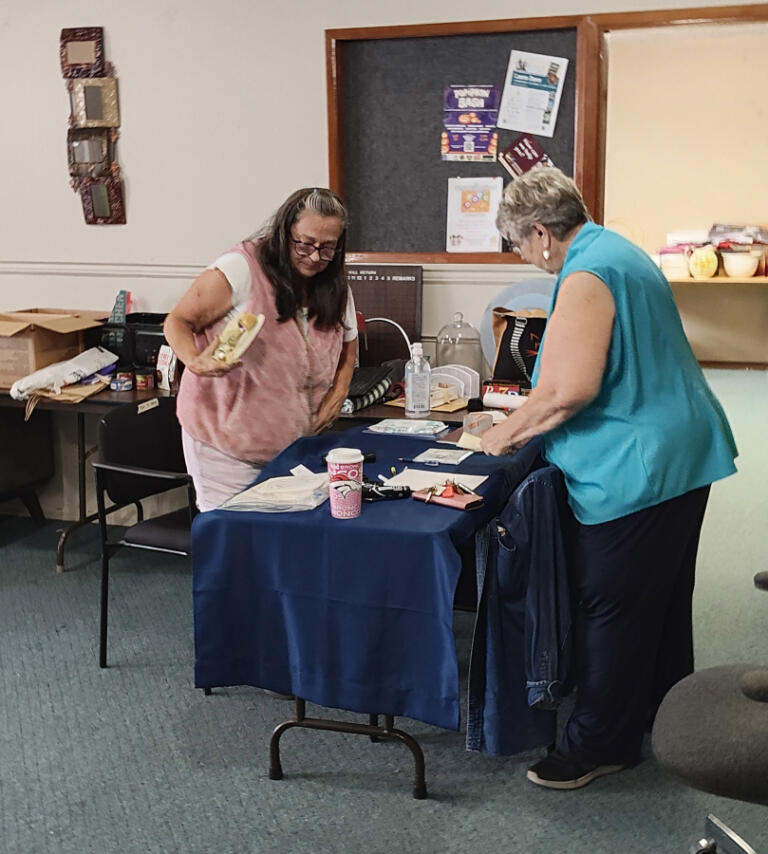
[0,0,759,314]
[604,22,768,253]
[603,21,768,362]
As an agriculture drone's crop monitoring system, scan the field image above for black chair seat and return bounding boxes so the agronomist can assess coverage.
[652,663,768,806]
[123,507,192,553]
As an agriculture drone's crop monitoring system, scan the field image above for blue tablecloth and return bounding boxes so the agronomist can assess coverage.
[192,425,541,730]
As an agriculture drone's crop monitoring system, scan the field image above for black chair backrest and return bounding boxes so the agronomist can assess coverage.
[97,398,186,506]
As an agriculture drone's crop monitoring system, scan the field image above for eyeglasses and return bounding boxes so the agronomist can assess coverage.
[290,237,338,262]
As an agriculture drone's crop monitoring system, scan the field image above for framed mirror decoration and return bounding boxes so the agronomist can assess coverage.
[67,128,114,178]
[59,27,105,78]
[68,77,120,128]
[78,175,126,225]
[61,27,126,224]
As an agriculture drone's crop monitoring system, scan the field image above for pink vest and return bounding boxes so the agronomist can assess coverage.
[176,241,343,465]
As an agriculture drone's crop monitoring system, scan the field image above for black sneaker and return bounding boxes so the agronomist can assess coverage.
[527,750,625,790]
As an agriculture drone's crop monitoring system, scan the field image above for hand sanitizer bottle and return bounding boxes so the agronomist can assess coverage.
[405,342,431,419]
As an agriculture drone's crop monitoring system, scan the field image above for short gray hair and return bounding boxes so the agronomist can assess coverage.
[496,165,590,242]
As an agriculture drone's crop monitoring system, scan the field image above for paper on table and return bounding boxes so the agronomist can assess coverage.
[383,467,488,491]
[412,448,473,465]
[221,472,328,513]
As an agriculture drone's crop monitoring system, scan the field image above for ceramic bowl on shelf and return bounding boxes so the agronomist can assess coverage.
[721,252,759,278]
[687,245,719,279]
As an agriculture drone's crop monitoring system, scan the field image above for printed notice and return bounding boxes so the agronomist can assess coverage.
[445,177,503,253]
[441,84,499,162]
[497,50,568,138]
[498,134,555,178]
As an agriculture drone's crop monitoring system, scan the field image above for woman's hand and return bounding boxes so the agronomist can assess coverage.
[163,268,238,374]
[312,386,346,433]
[481,419,524,456]
[185,337,241,377]
[312,338,357,433]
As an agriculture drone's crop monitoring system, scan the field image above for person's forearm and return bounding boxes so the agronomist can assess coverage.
[329,341,356,399]
[483,383,592,454]
[313,340,357,431]
[163,313,201,366]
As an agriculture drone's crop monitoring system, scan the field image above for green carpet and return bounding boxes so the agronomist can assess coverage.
[0,369,766,853]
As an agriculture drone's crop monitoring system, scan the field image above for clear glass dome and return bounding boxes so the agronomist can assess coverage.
[435,311,483,377]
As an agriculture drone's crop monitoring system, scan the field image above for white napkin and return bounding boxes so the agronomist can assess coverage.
[220,471,328,513]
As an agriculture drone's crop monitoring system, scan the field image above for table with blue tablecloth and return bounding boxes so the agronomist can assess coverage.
[192,425,541,732]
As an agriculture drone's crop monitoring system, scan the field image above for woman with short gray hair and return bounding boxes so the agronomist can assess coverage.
[482,165,737,790]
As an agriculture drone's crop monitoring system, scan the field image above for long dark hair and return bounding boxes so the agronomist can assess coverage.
[248,187,349,329]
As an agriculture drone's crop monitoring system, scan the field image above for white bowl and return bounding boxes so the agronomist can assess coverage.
[722,252,759,278]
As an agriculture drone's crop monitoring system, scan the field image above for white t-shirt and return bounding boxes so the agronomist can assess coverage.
[209,252,358,342]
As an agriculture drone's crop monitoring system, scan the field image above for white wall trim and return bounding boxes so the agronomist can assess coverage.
[0,259,550,285]
[0,260,202,280]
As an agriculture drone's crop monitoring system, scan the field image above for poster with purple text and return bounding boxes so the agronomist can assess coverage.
[441,85,499,162]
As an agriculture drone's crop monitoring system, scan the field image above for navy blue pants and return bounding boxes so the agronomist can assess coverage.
[559,485,711,766]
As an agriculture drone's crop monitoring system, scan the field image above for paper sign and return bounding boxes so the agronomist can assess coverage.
[446,177,503,253]
[441,85,499,162]
[498,50,568,138]
[499,134,555,178]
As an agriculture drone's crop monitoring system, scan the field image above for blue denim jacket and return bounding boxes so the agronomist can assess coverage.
[466,463,571,756]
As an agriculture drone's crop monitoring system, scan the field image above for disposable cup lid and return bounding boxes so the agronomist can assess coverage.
[326,447,363,464]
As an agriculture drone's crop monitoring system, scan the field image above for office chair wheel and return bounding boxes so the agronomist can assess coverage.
[691,840,717,854]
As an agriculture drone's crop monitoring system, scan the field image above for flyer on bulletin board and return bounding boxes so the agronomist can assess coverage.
[445,177,503,253]
[497,50,568,138]
[498,133,556,178]
[440,84,499,162]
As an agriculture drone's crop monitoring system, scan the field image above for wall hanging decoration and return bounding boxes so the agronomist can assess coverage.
[60,27,126,224]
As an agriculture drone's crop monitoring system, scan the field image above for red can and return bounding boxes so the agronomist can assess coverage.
[135,371,155,390]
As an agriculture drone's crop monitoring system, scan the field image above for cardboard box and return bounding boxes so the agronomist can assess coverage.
[0,307,107,389]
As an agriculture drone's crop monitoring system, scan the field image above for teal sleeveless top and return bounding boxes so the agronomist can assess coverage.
[532,222,737,524]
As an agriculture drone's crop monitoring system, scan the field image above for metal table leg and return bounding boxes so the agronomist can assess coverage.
[56,412,142,573]
[268,698,427,799]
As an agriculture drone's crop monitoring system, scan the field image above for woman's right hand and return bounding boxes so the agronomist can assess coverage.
[185,336,241,377]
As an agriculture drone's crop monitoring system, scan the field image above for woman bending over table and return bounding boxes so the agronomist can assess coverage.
[165,187,357,511]
[481,165,737,790]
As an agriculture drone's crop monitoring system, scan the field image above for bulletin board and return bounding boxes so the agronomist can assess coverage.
[327,15,600,262]
[326,6,768,266]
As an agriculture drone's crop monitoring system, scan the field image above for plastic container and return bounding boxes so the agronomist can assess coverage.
[659,245,691,279]
[404,342,431,419]
[436,312,484,378]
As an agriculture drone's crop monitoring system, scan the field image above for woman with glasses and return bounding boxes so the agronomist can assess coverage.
[481,166,737,791]
[165,187,357,511]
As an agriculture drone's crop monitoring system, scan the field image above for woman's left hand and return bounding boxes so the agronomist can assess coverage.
[312,388,346,433]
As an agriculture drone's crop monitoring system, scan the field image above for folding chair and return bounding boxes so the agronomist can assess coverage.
[93,397,195,668]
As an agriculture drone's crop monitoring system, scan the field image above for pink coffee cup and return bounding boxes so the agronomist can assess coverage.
[326,447,364,519]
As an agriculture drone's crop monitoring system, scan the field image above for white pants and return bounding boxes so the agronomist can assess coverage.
[182,429,262,512]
